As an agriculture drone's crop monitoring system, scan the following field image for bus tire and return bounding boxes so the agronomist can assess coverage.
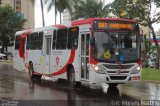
[108,83,118,87]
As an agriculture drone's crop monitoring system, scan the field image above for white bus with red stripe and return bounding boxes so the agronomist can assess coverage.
[14,18,141,87]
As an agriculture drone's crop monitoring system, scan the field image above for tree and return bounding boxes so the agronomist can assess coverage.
[111,0,160,69]
[30,0,45,27]
[71,0,111,20]
[0,5,26,56]
[44,0,72,24]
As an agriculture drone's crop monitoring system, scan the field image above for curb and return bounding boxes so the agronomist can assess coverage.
[142,80,160,83]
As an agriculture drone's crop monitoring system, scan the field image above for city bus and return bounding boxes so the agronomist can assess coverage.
[13,18,141,87]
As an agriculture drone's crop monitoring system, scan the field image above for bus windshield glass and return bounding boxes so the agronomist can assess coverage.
[92,31,141,63]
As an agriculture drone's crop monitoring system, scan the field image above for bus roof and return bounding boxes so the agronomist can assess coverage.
[71,18,137,26]
[31,24,68,33]
[15,29,30,35]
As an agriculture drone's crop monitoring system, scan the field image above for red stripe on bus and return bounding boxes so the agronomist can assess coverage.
[19,29,32,60]
[137,59,142,65]
[19,32,27,60]
[52,24,67,28]
[51,50,75,76]
[25,50,75,76]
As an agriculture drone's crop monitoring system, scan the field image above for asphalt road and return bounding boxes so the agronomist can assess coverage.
[0,64,160,106]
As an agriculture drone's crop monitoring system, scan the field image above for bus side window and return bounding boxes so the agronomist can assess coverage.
[30,32,38,50]
[67,27,79,49]
[56,29,67,49]
[15,35,20,50]
[26,34,30,50]
[30,33,33,50]
[52,30,56,50]
[34,32,39,50]
[38,32,43,50]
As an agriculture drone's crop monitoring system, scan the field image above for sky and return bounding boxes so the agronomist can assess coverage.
[35,0,160,31]
[35,0,60,28]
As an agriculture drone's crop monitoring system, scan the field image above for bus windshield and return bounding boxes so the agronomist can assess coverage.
[92,31,141,63]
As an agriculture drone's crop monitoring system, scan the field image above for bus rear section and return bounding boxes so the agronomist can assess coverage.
[13,30,29,71]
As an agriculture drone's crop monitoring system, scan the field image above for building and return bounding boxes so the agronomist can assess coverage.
[1,0,35,29]
[63,9,71,25]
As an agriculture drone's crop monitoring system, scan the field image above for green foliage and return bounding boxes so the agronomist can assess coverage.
[111,0,160,26]
[145,40,151,53]
[44,0,72,24]
[111,0,160,69]
[142,68,160,81]
[45,0,71,13]
[149,45,160,57]
[0,5,26,47]
[110,0,129,18]
[71,0,111,20]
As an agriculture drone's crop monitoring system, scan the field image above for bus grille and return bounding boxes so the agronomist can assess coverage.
[107,71,129,74]
[110,76,127,80]
[103,64,134,69]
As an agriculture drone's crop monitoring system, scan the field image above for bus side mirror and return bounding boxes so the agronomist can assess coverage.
[90,37,95,45]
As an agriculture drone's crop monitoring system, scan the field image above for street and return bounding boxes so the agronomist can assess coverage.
[0,64,160,106]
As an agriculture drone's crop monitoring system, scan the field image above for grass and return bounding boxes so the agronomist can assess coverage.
[0,57,13,65]
[142,68,160,81]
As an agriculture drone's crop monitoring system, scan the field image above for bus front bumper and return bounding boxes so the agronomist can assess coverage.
[89,71,141,84]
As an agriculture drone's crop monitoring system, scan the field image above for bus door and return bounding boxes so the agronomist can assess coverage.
[81,32,90,80]
[44,35,52,75]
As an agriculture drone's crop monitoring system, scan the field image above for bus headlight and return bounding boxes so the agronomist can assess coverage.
[131,66,141,74]
[91,64,106,74]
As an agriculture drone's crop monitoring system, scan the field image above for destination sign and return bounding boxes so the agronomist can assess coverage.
[93,20,137,30]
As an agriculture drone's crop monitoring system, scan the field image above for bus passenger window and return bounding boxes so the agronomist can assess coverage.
[26,34,30,50]
[34,32,39,49]
[15,35,20,50]
[38,32,43,50]
[52,30,56,50]
[30,32,39,50]
[56,29,67,49]
[67,27,79,49]
[30,33,34,50]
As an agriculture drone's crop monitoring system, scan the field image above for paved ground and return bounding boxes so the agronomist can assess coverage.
[0,64,160,106]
